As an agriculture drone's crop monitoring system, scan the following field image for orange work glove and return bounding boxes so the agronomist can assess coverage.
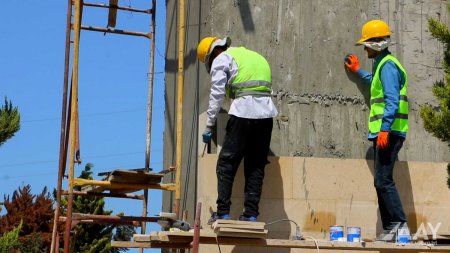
[377,131,389,150]
[344,54,360,73]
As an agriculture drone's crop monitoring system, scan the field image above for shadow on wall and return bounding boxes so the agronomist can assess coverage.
[345,66,371,106]
[236,0,255,32]
[166,48,198,73]
[365,144,416,239]
[232,156,291,253]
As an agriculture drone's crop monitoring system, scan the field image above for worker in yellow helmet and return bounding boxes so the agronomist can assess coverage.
[345,20,410,242]
[197,37,278,224]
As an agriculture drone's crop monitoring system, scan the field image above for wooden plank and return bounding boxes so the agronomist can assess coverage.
[107,0,118,28]
[138,231,450,252]
[133,234,151,242]
[215,227,268,234]
[212,219,265,229]
[111,241,190,249]
[73,178,175,192]
[106,169,163,184]
[216,231,268,239]
[213,223,266,230]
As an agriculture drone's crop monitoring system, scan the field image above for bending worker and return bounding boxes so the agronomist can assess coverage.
[196,36,278,224]
[345,20,409,241]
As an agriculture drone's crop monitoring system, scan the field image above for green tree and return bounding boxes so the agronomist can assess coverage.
[0,97,20,146]
[61,163,134,252]
[0,220,22,253]
[420,4,450,189]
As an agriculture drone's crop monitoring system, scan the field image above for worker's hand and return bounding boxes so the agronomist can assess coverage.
[202,126,213,143]
[377,131,389,150]
[344,54,360,73]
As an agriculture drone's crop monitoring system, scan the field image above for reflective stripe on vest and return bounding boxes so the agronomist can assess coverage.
[368,54,409,133]
[225,47,272,98]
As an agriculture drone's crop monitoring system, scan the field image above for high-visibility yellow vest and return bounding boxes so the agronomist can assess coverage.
[369,54,409,133]
[226,47,272,98]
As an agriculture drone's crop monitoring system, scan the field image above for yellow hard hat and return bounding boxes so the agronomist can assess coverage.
[197,37,218,63]
[356,20,392,44]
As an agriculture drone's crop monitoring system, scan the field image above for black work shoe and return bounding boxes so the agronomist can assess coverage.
[238,213,257,222]
[207,212,230,225]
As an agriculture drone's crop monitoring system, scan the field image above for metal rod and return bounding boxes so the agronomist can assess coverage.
[51,0,73,251]
[141,1,157,251]
[64,0,82,252]
[192,202,202,253]
[174,0,186,219]
[65,191,144,200]
[81,2,152,14]
[72,24,153,39]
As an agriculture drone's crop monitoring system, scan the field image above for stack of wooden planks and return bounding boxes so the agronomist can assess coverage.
[212,219,268,239]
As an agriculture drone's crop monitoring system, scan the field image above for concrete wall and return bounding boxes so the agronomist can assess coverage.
[198,155,450,253]
[163,0,450,221]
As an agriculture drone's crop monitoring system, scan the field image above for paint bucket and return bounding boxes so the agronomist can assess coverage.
[396,227,411,243]
[330,225,344,241]
[347,227,361,242]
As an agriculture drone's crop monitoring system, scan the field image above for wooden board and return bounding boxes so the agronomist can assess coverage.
[212,219,265,229]
[215,227,267,234]
[105,169,163,184]
[119,231,450,252]
[215,228,268,239]
[214,224,266,230]
[107,0,118,28]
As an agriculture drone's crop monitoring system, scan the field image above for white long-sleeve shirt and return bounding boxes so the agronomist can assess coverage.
[206,49,278,127]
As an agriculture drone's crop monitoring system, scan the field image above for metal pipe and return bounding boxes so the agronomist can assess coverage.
[81,2,152,14]
[72,25,153,39]
[174,0,186,219]
[141,1,157,251]
[192,202,202,253]
[51,0,73,251]
[64,0,82,251]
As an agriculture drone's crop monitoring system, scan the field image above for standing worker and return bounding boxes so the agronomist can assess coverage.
[344,20,409,241]
[196,37,278,224]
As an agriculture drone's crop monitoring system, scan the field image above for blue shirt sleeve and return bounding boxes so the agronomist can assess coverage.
[379,61,403,131]
[356,68,372,86]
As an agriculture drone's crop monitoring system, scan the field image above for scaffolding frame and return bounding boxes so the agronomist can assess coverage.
[50,1,181,253]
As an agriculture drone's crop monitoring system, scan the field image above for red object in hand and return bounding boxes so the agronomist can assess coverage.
[377,131,389,150]
[344,54,360,73]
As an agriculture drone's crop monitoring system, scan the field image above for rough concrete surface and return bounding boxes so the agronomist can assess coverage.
[163,0,450,223]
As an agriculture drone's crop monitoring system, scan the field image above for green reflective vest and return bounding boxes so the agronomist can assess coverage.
[226,47,272,98]
[369,54,409,134]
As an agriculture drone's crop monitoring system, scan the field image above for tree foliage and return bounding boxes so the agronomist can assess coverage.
[0,185,54,251]
[0,220,22,253]
[0,97,20,146]
[420,4,450,189]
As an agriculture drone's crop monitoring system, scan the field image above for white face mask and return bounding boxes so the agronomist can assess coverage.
[362,37,394,51]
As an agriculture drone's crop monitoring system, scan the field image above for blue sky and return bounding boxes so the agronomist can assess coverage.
[0,1,167,252]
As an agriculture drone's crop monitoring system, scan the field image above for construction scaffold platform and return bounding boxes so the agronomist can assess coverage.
[111,231,450,252]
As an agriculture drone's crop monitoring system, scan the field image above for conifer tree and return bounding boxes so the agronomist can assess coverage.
[420,4,450,188]
[0,220,22,252]
[0,97,20,146]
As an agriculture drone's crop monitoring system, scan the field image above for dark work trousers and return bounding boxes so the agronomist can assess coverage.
[373,134,407,230]
[216,115,273,217]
